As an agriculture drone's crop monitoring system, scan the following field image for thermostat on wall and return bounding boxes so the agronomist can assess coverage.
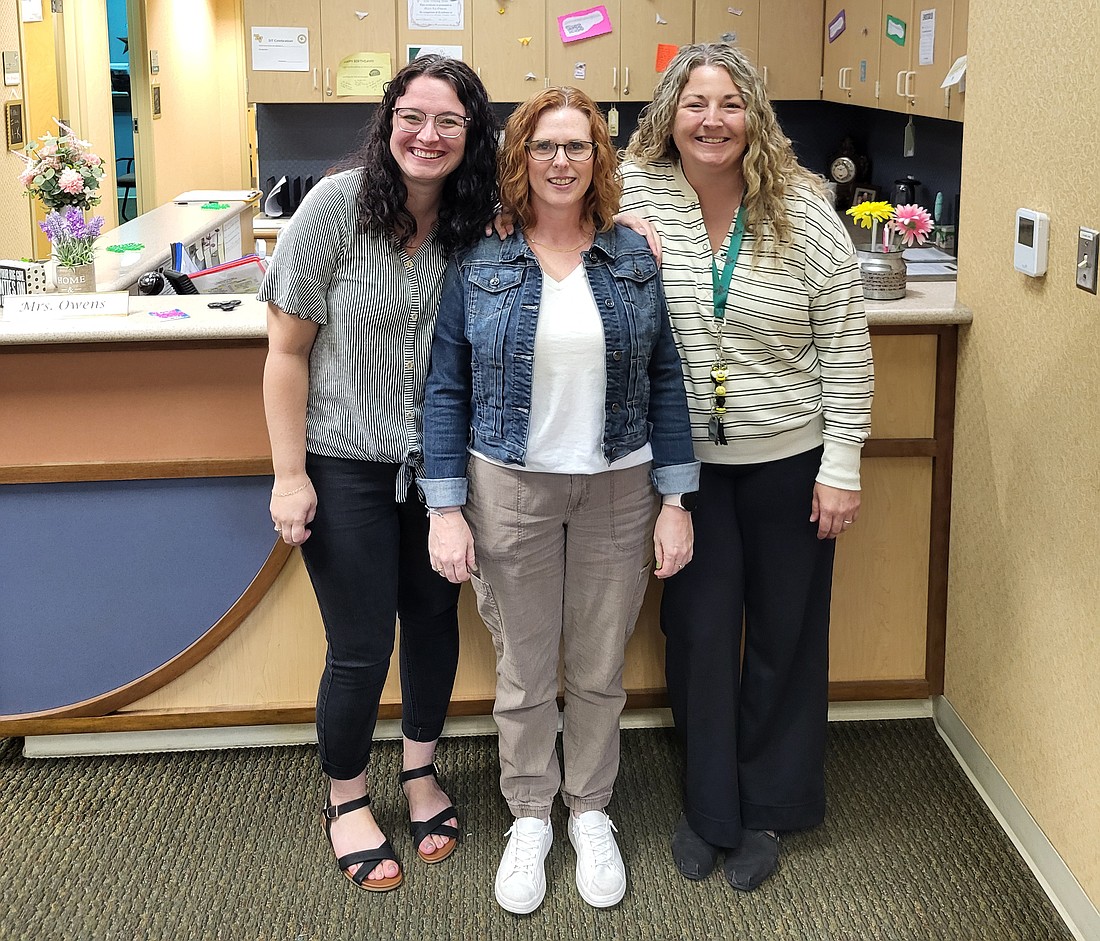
[1014,208,1049,277]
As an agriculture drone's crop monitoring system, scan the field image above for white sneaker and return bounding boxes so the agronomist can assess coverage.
[494,817,553,914]
[568,810,627,908]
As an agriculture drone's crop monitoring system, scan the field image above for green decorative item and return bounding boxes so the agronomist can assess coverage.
[885,15,906,45]
[200,201,230,210]
[107,243,145,253]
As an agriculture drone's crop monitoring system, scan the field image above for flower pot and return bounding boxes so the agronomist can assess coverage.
[856,248,906,300]
[54,262,96,294]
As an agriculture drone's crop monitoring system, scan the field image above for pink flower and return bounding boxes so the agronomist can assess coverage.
[890,204,933,247]
[85,153,102,167]
[58,167,86,194]
[18,165,37,187]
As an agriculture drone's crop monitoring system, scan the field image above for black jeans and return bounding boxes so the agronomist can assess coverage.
[660,447,836,848]
[301,455,460,781]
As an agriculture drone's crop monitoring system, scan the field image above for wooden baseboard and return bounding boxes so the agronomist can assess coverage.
[0,679,930,737]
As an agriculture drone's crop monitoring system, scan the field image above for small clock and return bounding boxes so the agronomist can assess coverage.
[828,155,857,185]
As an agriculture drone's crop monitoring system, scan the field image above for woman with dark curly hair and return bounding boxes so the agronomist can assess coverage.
[619,43,873,892]
[259,55,498,892]
[420,87,698,914]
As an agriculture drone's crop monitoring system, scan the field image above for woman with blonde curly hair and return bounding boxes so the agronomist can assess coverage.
[620,43,874,891]
[420,86,698,914]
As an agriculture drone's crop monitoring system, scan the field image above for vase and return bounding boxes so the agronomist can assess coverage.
[856,248,907,300]
[54,262,96,294]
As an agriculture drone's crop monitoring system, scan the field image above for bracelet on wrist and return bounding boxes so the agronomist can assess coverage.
[272,481,309,498]
[426,506,461,518]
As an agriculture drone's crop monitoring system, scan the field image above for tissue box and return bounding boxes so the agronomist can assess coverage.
[0,260,48,300]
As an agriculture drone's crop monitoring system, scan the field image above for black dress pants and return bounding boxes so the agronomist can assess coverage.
[660,447,835,848]
[301,455,460,781]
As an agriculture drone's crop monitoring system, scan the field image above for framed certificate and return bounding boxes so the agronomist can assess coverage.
[5,99,24,151]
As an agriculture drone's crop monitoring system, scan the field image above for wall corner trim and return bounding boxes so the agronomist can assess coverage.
[933,695,1099,941]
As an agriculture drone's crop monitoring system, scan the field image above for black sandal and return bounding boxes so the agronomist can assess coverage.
[321,794,403,892]
[398,763,460,864]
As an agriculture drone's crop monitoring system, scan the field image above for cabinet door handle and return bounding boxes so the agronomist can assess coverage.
[623,66,629,95]
[325,67,332,96]
[762,65,768,86]
[838,67,846,90]
[905,70,916,98]
[313,67,318,91]
[612,66,617,91]
[896,70,906,97]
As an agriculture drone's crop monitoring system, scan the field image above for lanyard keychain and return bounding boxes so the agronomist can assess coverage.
[708,206,745,445]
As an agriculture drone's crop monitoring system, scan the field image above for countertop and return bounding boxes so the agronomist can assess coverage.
[0,282,970,346]
[93,200,255,293]
[0,294,266,345]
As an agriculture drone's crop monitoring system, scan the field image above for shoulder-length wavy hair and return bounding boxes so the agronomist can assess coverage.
[622,43,823,251]
[498,87,620,234]
[335,55,498,253]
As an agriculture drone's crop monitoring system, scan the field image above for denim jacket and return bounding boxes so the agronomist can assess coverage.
[419,225,699,506]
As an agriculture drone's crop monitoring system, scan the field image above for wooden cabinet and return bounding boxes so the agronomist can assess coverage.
[822,0,966,118]
[696,0,825,101]
[396,0,472,70]
[617,0,693,101]
[243,0,396,104]
[946,0,967,121]
[470,0,546,102]
[546,0,692,102]
[822,0,882,108]
[879,0,953,118]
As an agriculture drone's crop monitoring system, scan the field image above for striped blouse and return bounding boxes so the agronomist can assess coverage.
[257,169,449,499]
[619,159,874,490]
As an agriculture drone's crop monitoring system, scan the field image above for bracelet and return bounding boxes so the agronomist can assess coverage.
[272,482,309,498]
[426,506,461,518]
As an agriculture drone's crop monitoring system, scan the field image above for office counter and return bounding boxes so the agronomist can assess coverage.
[0,288,970,737]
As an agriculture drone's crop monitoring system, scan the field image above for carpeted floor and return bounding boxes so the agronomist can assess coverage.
[0,720,1074,941]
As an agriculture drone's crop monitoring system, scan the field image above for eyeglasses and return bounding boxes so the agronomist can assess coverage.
[524,139,597,162]
[392,108,470,138]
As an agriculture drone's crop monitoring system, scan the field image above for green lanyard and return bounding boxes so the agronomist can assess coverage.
[710,206,745,322]
[707,206,745,446]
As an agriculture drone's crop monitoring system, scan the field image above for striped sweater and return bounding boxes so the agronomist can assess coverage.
[619,159,874,490]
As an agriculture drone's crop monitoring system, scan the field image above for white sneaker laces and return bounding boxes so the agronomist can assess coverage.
[504,822,546,874]
[578,815,618,866]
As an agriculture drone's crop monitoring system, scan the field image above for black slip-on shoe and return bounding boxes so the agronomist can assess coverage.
[723,828,779,891]
[671,813,721,881]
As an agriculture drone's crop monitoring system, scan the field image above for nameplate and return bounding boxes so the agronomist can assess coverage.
[2,292,130,322]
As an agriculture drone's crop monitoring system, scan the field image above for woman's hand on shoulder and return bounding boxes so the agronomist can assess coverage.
[271,478,317,545]
[486,211,515,240]
[428,510,477,583]
[810,483,861,540]
[653,505,693,578]
[613,212,662,265]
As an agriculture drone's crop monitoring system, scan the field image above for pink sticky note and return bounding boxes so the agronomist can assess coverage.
[656,43,679,72]
[558,6,613,44]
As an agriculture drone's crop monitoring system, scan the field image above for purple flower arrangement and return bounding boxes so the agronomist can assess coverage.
[39,207,106,268]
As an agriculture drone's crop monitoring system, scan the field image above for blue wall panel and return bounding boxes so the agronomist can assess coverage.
[0,477,277,716]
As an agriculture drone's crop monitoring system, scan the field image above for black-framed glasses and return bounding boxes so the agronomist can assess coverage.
[392,108,470,138]
[524,139,597,162]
